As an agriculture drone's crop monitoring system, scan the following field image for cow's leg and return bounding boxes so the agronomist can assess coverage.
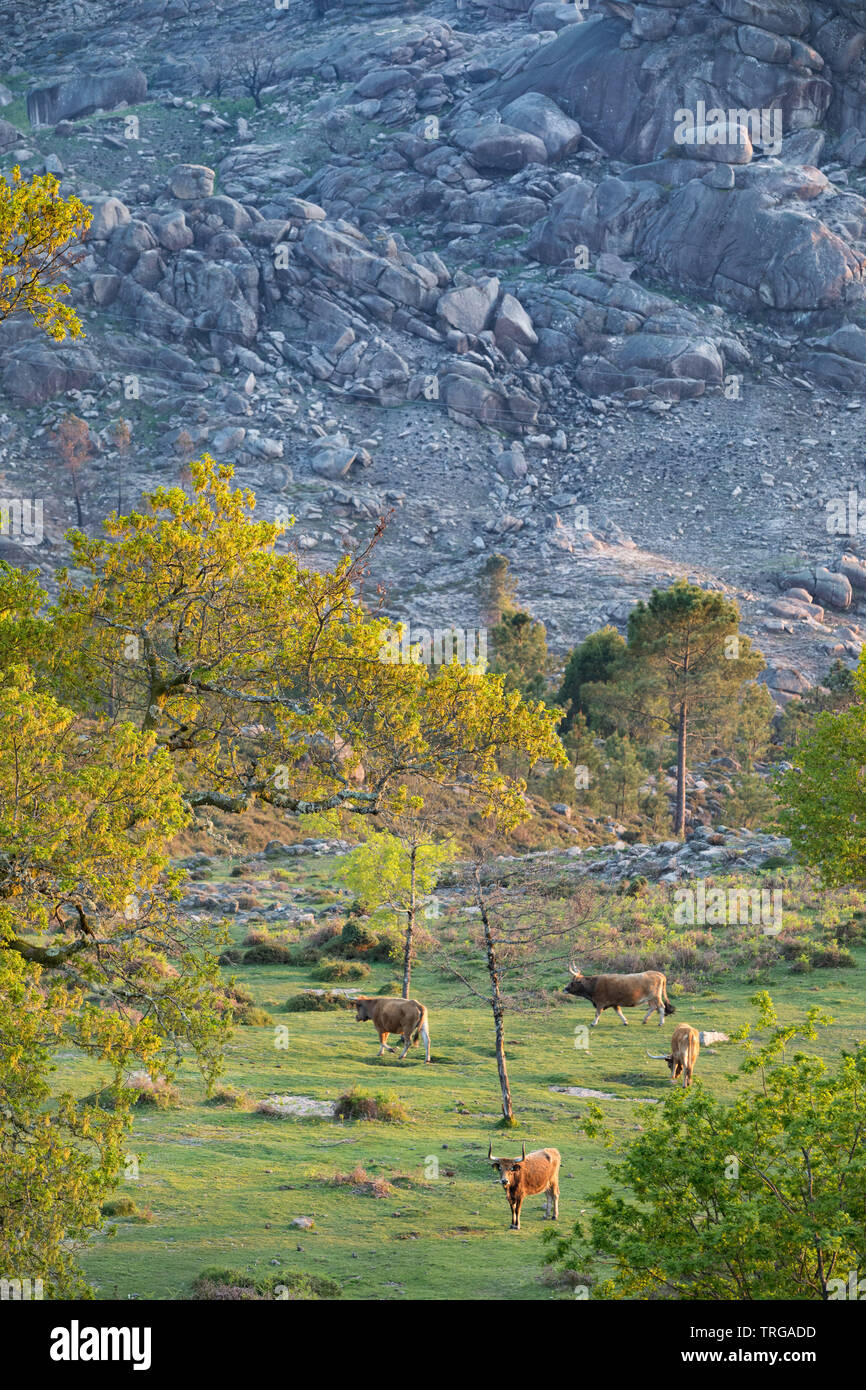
[510,1196,522,1231]
[614,1005,628,1026]
[591,1006,602,1027]
[398,1032,411,1059]
[419,1024,431,1063]
[658,1003,665,1026]
[377,1030,395,1055]
[641,1003,655,1024]
[550,1178,560,1221]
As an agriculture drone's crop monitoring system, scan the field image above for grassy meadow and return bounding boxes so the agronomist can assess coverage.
[59,852,866,1302]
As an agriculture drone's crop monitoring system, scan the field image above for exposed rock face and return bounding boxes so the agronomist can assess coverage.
[529,166,866,318]
[26,67,147,125]
[6,0,866,702]
[480,16,831,165]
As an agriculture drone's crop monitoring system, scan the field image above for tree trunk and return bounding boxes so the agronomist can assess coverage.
[675,699,688,836]
[477,870,513,1122]
[71,469,83,529]
[401,843,417,999]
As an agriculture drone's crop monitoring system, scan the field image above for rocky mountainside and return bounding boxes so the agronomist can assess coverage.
[4,0,866,698]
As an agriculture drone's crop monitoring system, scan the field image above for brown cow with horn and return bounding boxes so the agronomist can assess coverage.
[647,1023,700,1087]
[564,965,674,1027]
[353,996,431,1062]
[487,1140,561,1231]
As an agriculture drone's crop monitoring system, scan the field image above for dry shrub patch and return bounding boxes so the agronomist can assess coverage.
[333,1087,409,1123]
[190,1268,340,1300]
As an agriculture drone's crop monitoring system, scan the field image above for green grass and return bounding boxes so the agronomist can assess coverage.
[60,857,866,1301]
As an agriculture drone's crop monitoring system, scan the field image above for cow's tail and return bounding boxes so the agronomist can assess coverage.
[411,1004,428,1045]
[663,986,675,1017]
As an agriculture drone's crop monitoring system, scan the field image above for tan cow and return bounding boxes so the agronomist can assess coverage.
[487,1140,561,1231]
[353,996,431,1063]
[647,1023,700,1087]
[564,966,674,1027]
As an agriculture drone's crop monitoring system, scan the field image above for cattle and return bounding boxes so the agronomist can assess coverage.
[487,1140,561,1232]
[647,1023,700,1087]
[564,966,674,1027]
[353,996,431,1063]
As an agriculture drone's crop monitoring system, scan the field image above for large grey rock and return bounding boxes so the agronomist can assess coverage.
[493,293,538,352]
[437,278,500,336]
[169,164,215,200]
[155,210,194,253]
[27,67,146,125]
[0,118,20,153]
[714,0,810,37]
[84,196,132,242]
[454,122,548,171]
[499,92,582,162]
[301,221,438,311]
[1,342,99,406]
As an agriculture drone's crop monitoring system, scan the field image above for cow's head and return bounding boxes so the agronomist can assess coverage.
[487,1139,526,1194]
[564,966,589,999]
[647,1048,678,1079]
[354,999,370,1022]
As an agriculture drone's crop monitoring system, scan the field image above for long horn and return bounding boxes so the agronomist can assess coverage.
[646,1050,668,1059]
[521,1141,526,1160]
[488,1139,494,1160]
[568,963,579,977]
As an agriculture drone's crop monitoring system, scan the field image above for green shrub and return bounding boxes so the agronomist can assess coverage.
[100,1197,152,1221]
[243,943,294,965]
[238,1006,273,1026]
[219,948,244,965]
[284,991,355,1012]
[334,1087,409,1123]
[311,960,370,982]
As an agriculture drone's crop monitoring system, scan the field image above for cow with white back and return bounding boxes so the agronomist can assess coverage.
[487,1140,561,1231]
[564,966,675,1026]
[353,995,431,1062]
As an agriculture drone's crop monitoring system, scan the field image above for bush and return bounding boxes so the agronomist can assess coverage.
[324,918,399,963]
[326,1164,396,1197]
[238,1006,273,1026]
[100,1197,152,1222]
[242,928,272,947]
[190,1268,340,1300]
[124,1071,180,1109]
[243,943,294,965]
[219,948,244,965]
[810,942,855,970]
[206,1085,250,1108]
[311,960,369,982]
[623,875,649,898]
[284,991,355,1013]
[334,1087,408,1123]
